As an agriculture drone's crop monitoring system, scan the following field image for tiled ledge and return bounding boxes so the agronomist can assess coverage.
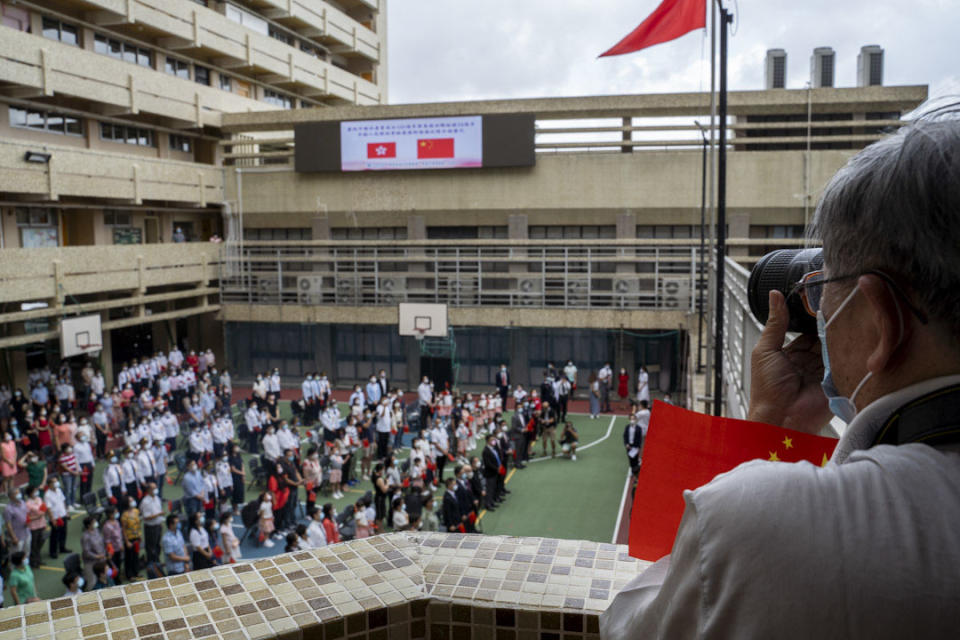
[0,533,650,640]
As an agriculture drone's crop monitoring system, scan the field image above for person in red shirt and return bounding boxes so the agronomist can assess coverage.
[185,351,199,373]
[321,503,340,545]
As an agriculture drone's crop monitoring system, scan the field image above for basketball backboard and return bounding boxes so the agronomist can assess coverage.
[398,303,448,339]
[60,314,103,358]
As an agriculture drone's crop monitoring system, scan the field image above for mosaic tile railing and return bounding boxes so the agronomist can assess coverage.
[0,533,651,640]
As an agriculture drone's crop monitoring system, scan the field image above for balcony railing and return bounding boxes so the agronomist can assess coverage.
[222,239,705,311]
[718,256,763,419]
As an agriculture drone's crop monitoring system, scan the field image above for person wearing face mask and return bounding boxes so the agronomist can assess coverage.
[365,374,381,412]
[602,108,960,640]
[74,433,95,498]
[1,430,17,494]
[56,443,81,510]
[182,460,205,522]
[43,476,69,558]
[120,496,141,580]
[219,512,240,563]
[276,447,303,531]
[81,516,106,589]
[120,447,139,499]
[8,551,38,604]
[188,511,213,569]
[321,502,340,545]
[140,482,163,565]
[306,505,327,548]
[62,571,84,597]
[261,423,281,469]
[161,514,189,575]
[5,490,29,557]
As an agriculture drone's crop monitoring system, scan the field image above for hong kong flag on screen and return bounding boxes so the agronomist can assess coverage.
[417,138,455,158]
[367,142,396,159]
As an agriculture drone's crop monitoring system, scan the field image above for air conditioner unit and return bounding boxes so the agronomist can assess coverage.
[566,279,588,305]
[297,275,324,304]
[659,277,691,309]
[516,278,542,305]
[378,276,406,304]
[613,278,639,295]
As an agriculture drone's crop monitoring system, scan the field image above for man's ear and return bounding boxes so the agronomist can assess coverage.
[859,274,911,374]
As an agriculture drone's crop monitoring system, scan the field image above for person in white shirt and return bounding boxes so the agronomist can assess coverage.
[151,441,168,497]
[162,409,179,450]
[103,454,124,503]
[210,419,226,458]
[44,478,69,558]
[636,365,651,404]
[188,425,205,464]
[252,374,267,401]
[306,507,327,548]
[169,347,184,369]
[417,377,434,431]
[219,512,241,562]
[73,434,95,497]
[120,448,139,497]
[139,483,164,564]
[136,441,157,487]
[90,371,105,400]
[269,369,281,394]
[375,398,393,459]
[597,362,613,413]
[149,415,165,444]
[215,454,233,503]
[200,423,214,459]
[512,385,528,410]
[429,423,450,482]
[261,424,281,466]
[321,406,340,444]
[277,422,299,454]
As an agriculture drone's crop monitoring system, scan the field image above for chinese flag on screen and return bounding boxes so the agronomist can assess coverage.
[417,138,455,158]
[628,401,837,561]
[367,142,396,158]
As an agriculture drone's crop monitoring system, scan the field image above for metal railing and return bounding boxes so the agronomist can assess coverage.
[718,256,764,419]
[221,239,706,311]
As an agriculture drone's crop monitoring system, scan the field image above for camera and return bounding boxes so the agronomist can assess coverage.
[747,248,823,335]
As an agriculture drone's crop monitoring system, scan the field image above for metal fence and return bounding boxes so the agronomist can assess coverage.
[221,240,705,311]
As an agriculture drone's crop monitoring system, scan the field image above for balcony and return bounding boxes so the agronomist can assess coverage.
[83,0,382,103]
[0,138,224,205]
[221,239,705,311]
[0,26,275,128]
[0,242,221,349]
[0,532,650,640]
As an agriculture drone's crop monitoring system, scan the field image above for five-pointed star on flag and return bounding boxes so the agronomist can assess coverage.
[782,436,793,449]
[375,145,388,156]
[768,451,780,462]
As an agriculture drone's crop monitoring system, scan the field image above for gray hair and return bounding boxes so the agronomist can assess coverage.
[811,100,960,333]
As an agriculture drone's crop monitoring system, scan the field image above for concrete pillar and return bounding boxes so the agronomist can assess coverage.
[616,212,637,277]
[407,216,426,241]
[9,350,28,391]
[510,328,529,389]
[508,215,528,279]
[315,324,334,380]
[311,216,331,240]
[405,336,420,390]
[728,212,751,258]
[620,330,636,386]
[99,313,114,385]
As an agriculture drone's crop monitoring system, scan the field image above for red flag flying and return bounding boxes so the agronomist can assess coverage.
[417,138,455,159]
[367,142,396,159]
[628,401,837,561]
[600,0,706,57]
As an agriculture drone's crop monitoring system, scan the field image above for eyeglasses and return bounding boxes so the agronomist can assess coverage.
[791,269,928,323]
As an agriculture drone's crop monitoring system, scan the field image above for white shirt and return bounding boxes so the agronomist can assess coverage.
[140,494,163,525]
[163,413,179,439]
[169,349,184,368]
[262,433,281,461]
[189,527,209,551]
[45,488,67,519]
[245,406,261,429]
[151,446,167,474]
[277,427,298,451]
[104,464,123,492]
[430,427,448,457]
[418,382,433,406]
[301,379,315,400]
[375,403,392,433]
[136,450,156,483]
[269,374,281,393]
[216,460,233,488]
[636,369,650,402]
[120,458,137,484]
[598,365,612,383]
[73,440,94,465]
[307,520,327,548]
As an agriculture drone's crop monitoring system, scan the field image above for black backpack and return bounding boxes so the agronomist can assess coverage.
[240,497,261,529]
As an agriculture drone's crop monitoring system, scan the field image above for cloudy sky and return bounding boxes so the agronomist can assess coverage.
[386,0,959,106]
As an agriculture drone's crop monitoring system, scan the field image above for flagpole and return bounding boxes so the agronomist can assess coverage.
[712,1,733,417]
[704,0,717,414]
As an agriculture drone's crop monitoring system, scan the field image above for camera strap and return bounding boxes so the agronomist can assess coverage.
[872,383,960,448]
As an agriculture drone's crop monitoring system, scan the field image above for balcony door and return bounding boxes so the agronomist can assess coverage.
[144,217,159,243]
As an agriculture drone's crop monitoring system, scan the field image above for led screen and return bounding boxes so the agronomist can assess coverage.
[340,116,483,171]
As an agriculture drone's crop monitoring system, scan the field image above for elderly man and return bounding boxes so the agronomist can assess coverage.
[602,109,960,638]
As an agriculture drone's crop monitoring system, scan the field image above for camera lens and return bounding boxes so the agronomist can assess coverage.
[748,248,823,334]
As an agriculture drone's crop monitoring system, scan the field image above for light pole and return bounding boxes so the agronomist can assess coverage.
[693,121,708,373]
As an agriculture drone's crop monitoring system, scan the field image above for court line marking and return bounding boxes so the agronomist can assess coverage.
[527,414,617,464]
[612,469,633,544]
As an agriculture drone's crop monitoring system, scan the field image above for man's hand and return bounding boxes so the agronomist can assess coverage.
[748,291,833,434]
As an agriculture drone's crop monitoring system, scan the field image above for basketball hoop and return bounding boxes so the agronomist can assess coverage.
[414,330,425,342]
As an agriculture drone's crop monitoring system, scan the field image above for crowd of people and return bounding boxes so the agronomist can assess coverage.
[0,350,656,605]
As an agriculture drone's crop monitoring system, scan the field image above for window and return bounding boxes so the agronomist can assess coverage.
[330,227,406,241]
[243,228,312,241]
[9,106,83,136]
[104,212,133,226]
[218,73,232,92]
[233,79,251,98]
[42,17,78,46]
[2,4,30,32]
[16,208,57,227]
[165,57,190,80]
[637,225,697,239]
[529,225,616,240]
[94,34,152,67]
[169,134,193,153]
[99,122,155,147]
[194,65,210,86]
[268,26,293,45]
[263,90,293,109]
[224,4,268,36]
[300,41,326,60]
[16,208,59,248]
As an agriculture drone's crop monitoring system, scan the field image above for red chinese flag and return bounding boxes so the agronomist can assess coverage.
[628,401,837,561]
[367,142,396,159]
[600,0,706,57]
[417,138,455,159]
